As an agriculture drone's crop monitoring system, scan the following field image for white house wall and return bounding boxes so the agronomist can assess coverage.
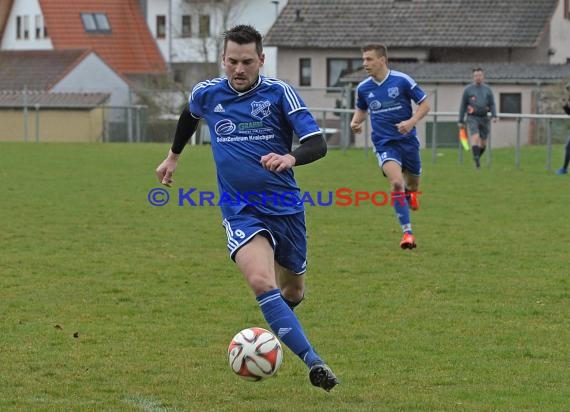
[146,0,285,75]
[276,48,360,106]
[1,0,52,50]
[146,0,169,61]
[51,53,130,107]
[550,0,570,63]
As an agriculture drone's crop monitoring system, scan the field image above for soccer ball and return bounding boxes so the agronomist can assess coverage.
[228,327,283,381]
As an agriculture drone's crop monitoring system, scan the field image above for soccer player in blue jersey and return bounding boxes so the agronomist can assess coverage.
[155,25,338,392]
[350,44,430,249]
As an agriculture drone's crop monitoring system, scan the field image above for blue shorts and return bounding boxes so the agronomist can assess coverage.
[221,208,307,275]
[374,138,422,176]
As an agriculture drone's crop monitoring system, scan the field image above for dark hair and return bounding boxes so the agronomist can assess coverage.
[361,43,388,59]
[473,67,484,73]
[223,25,263,56]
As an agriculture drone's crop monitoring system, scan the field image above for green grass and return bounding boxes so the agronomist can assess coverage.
[0,142,569,411]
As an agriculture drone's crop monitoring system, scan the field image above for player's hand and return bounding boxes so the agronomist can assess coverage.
[155,151,179,187]
[260,153,296,172]
[396,119,414,134]
[350,122,362,134]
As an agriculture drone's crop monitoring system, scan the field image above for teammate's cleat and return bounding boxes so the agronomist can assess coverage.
[407,192,420,211]
[474,157,481,169]
[400,233,416,249]
[309,363,339,392]
[556,167,567,175]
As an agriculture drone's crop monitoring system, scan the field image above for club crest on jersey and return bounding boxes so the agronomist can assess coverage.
[388,87,399,99]
[251,100,271,120]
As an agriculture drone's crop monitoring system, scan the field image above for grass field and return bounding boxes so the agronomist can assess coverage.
[0,142,569,411]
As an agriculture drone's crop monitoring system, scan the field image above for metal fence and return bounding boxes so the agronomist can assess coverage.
[420,111,570,171]
[5,103,569,171]
[102,105,148,143]
[309,108,570,171]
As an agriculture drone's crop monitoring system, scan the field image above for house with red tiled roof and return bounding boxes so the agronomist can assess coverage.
[0,0,166,81]
[0,0,164,141]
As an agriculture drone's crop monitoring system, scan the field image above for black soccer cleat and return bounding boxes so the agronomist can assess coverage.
[309,363,339,392]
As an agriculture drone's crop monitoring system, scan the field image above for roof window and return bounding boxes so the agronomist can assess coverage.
[81,13,111,33]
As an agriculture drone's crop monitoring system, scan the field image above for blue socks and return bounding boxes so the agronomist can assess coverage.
[392,191,412,233]
[257,289,322,367]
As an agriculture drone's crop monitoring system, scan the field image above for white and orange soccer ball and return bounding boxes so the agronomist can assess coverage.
[228,327,283,381]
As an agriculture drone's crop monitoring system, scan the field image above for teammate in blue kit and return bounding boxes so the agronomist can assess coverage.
[155,25,338,392]
[350,43,430,249]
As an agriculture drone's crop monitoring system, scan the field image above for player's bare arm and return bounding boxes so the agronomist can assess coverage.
[396,100,430,134]
[260,153,296,172]
[350,108,368,134]
[155,150,180,187]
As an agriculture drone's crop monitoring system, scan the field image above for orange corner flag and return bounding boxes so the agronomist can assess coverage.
[459,126,469,151]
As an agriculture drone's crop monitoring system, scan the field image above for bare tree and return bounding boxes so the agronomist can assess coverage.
[182,0,246,71]
[540,78,570,114]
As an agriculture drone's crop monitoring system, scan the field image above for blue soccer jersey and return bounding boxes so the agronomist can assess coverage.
[189,75,321,218]
[355,70,427,148]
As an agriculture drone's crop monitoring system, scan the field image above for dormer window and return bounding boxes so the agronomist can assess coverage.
[81,13,111,33]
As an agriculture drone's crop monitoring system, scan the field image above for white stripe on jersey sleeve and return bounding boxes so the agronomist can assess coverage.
[390,70,417,88]
[263,78,305,115]
[190,77,225,101]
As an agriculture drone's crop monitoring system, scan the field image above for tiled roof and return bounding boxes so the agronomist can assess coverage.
[340,62,570,84]
[38,0,166,75]
[0,90,110,108]
[265,0,559,48]
[0,49,90,90]
[0,0,14,42]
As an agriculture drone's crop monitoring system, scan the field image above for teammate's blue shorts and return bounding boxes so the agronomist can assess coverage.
[374,137,422,176]
[222,207,307,275]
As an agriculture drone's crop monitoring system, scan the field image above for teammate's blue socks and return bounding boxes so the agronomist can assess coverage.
[257,288,322,367]
[392,191,412,233]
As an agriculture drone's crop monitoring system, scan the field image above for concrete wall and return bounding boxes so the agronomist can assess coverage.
[349,82,543,149]
[274,48,560,148]
[0,108,104,142]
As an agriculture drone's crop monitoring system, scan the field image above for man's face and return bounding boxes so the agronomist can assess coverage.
[473,70,484,84]
[222,40,264,92]
[362,50,386,80]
